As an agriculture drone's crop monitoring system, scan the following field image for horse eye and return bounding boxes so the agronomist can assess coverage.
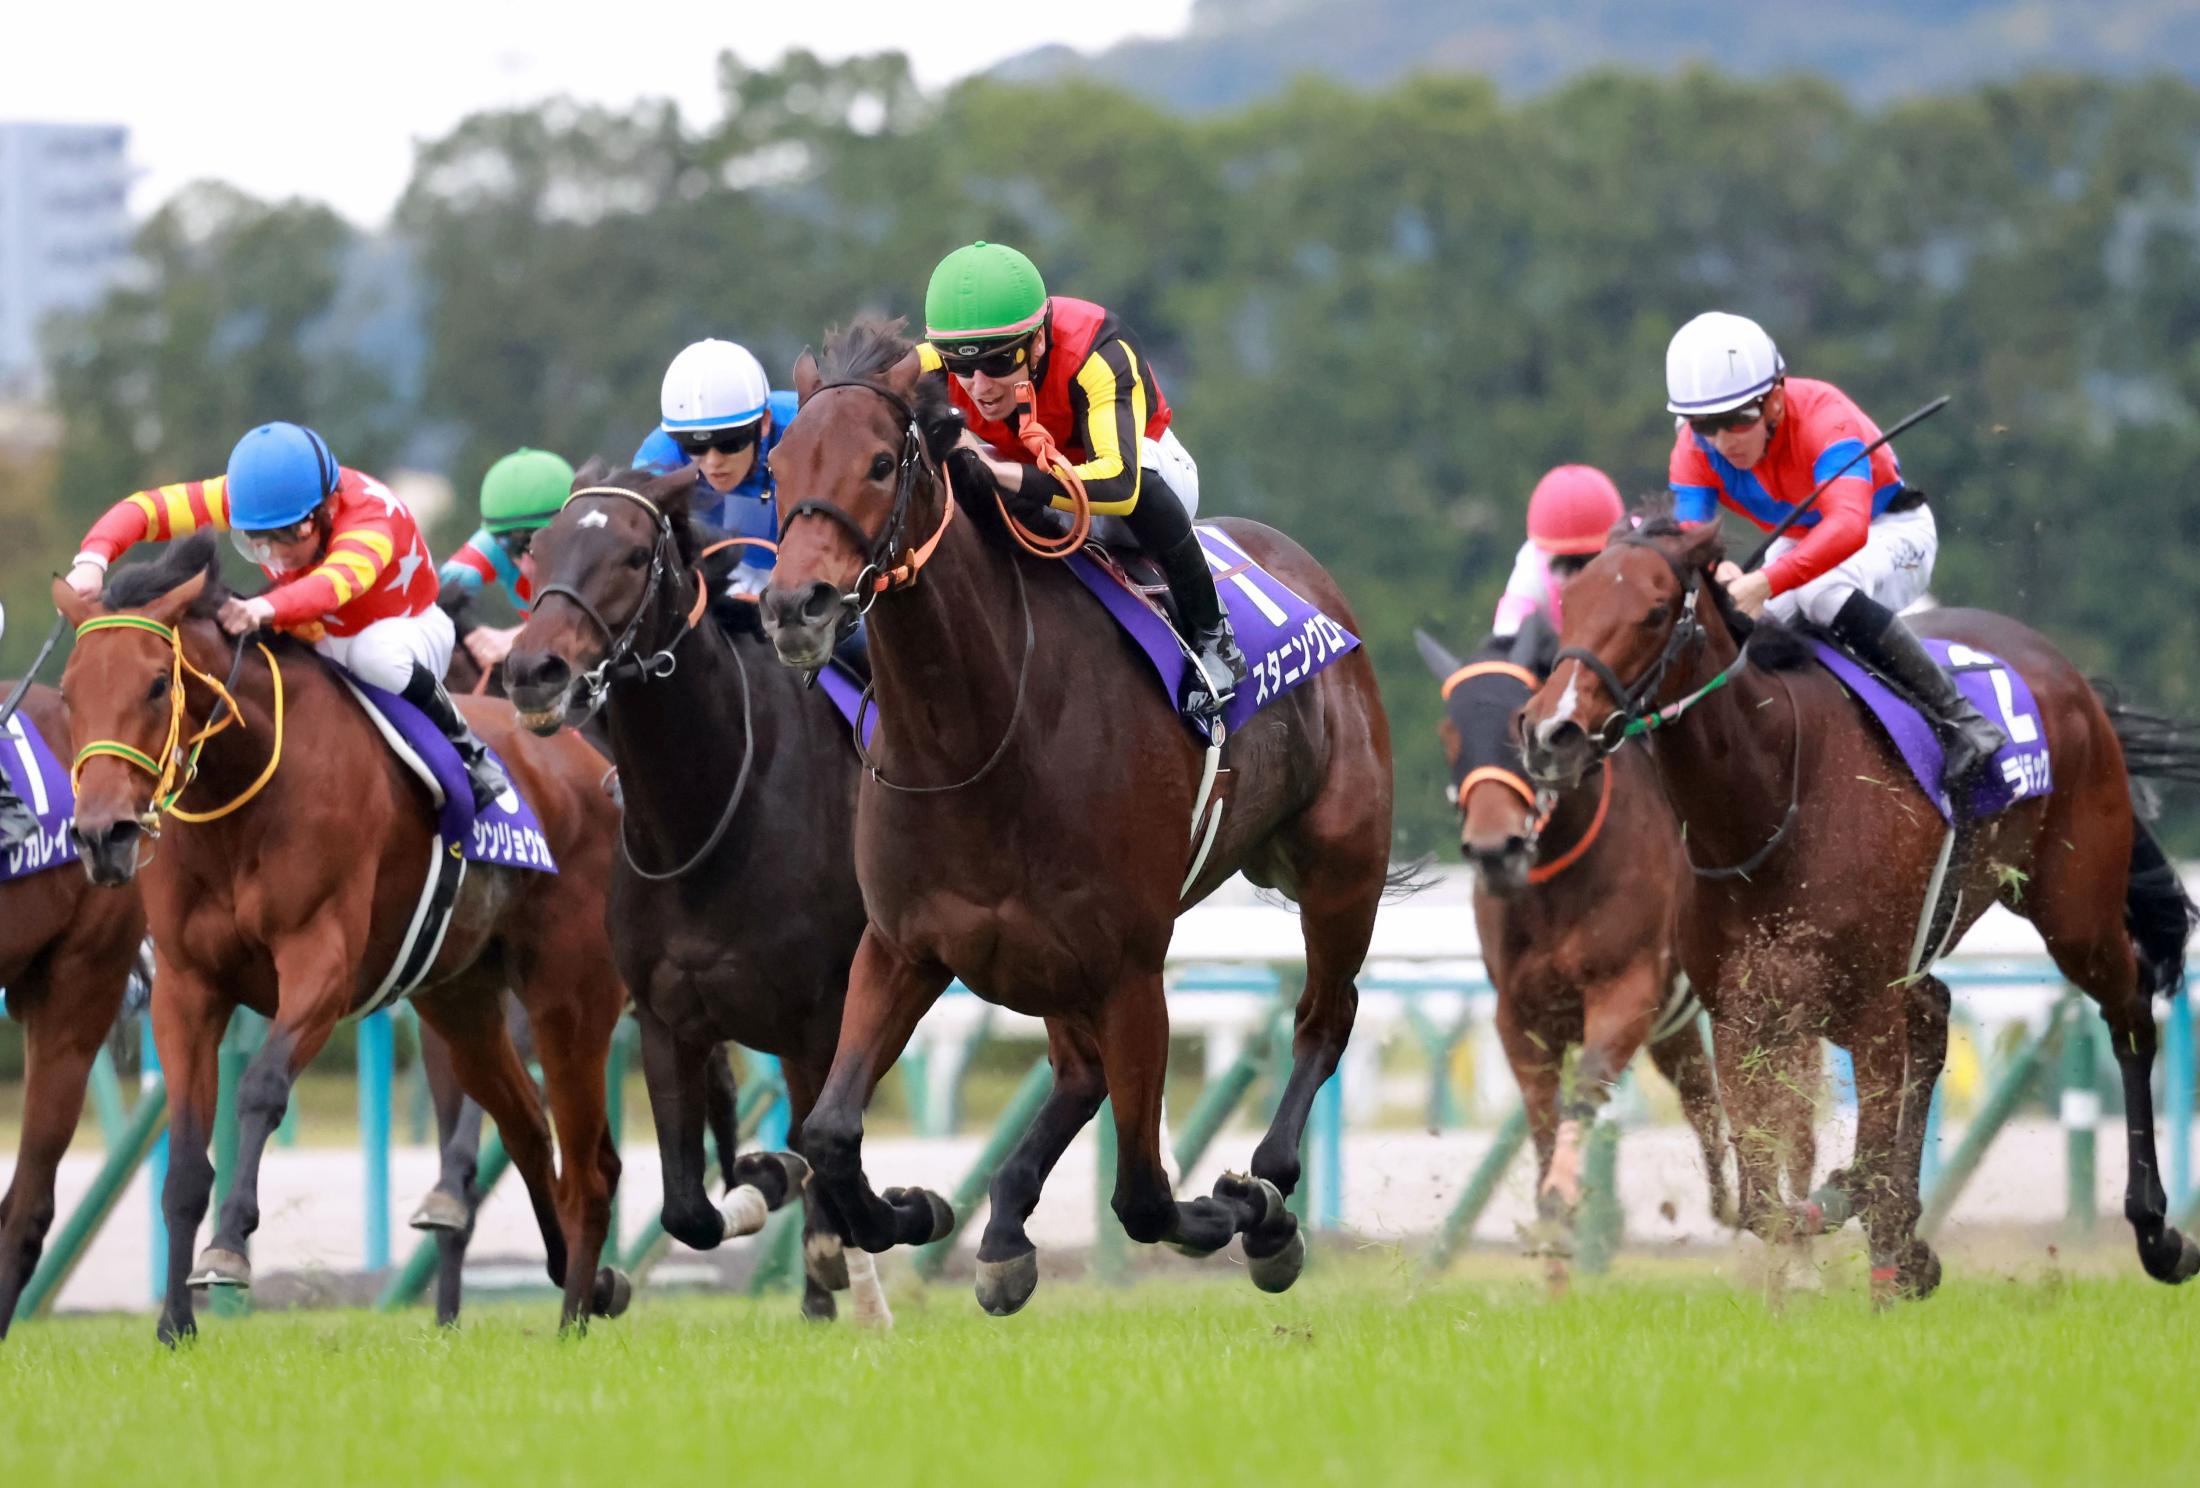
[1639,606,1667,630]
[145,673,168,703]
[869,452,895,481]
[625,547,650,570]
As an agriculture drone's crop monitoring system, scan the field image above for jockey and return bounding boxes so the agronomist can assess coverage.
[63,422,510,810]
[916,240,1246,721]
[632,338,796,598]
[1666,311,2006,787]
[1492,465,1625,640]
[439,447,574,674]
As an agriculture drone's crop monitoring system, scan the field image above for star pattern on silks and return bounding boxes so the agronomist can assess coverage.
[394,540,425,593]
[370,484,406,519]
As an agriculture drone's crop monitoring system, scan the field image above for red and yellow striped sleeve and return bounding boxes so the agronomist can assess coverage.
[77,477,231,564]
[262,519,396,628]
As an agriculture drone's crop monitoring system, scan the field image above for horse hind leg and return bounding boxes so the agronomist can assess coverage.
[0,970,112,1339]
[1888,973,1951,1300]
[410,1021,484,1326]
[704,1045,743,1192]
[972,1019,1107,1317]
[526,981,629,1332]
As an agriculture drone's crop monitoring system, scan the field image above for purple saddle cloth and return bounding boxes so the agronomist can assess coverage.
[342,679,557,872]
[1,710,79,884]
[1810,637,2053,822]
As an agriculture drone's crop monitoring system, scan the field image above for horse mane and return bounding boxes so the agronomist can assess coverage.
[820,316,952,425]
[101,531,228,617]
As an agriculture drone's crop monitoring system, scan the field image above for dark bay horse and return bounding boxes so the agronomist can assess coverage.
[758,319,1395,1313]
[54,535,632,1341]
[504,465,885,1324]
[414,588,749,1327]
[1415,628,1746,1281]
[1518,514,2199,1301]
[0,683,148,1338]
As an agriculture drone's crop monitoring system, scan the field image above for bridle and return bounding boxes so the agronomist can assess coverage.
[529,483,759,880]
[1542,537,1800,882]
[778,378,1035,796]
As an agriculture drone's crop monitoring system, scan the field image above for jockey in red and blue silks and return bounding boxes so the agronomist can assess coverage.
[1664,312,2005,786]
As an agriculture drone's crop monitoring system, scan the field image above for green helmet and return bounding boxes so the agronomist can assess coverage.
[480,447,575,533]
[924,241,1048,345]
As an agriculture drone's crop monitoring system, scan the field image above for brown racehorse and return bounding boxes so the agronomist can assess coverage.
[757,319,1396,1313]
[1518,513,2200,1300]
[1414,627,1749,1281]
[503,466,886,1325]
[53,534,632,1342]
[0,683,148,1339]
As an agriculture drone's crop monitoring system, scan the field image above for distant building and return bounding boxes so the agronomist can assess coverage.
[0,123,132,399]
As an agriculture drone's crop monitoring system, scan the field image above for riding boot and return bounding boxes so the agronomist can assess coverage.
[1125,473,1246,722]
[1830,592,2007,791]
[0,782,36,851]
[402,662,510,812]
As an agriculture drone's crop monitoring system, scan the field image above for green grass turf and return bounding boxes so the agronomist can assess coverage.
[3,1259,2194,1487]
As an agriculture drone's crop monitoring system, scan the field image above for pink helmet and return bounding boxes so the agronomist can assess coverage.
[1526,465,1625,555]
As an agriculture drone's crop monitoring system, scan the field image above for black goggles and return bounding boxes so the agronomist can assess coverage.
[669,422,764,457]
[934,334,1034,379]
[1687,399,1767,437]
[237,515,320,544]
[494,528,538,560]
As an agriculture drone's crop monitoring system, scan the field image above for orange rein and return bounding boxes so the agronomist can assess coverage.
[693,535,778,618]
[996,382,1092,560]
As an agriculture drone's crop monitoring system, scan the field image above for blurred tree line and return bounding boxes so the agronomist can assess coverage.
[12,57,2200,855]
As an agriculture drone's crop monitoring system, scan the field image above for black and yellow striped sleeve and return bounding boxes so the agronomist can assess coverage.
[1056,337,1146,516]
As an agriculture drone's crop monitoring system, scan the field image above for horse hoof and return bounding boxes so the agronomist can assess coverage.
[886,1186,955,1246]
[770,1151,812,1203]
[719,1184,769,1240]
[409,1191,471,1232]
[2140,1226,2200,1285]
[156,1315,196,1348]
[187,1248,251,1290]
[975,1250,1040,1317]
[1213,1172,1286,1230]
[1899,1242,1943,1300]
[1246,1226,1307,1294]
[800,1282,838,1323]
[804,1231,851,1291]
[592,1266,633,1319]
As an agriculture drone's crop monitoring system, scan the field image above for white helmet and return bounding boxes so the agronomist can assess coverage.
[1665,311,1784,416]
[660,339,771,433]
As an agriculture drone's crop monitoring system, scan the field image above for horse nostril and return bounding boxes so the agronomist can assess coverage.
[798,581,842,625]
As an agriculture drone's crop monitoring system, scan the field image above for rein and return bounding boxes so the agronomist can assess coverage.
[783,378,1036,795]
[71,615,284,828]
[0,612,66,732]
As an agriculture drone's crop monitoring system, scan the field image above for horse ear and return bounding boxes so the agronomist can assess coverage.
[146,569,209,626]
[1678,516,1727,572]
[642,468,695,516]
[881,348,924,397]
[52,574,95,629]
[794,349,822,405]
[1413,628,1464,682]
[572,455,608,491]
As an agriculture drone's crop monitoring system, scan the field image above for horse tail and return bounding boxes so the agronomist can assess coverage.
[2096,685,2200,998]
[1383,853,1436,903]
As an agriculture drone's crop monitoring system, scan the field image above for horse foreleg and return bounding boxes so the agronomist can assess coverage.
[1492,995,1567,1270]
[1885,973,1950,1298]
[635,1004,729,1253]
[0,971,111,1338]
[804,930,954,1257]
[1841,987,1915,1307]
[972,1018,1106,1317]
[780,1057,868,1326]
[704,1045,743,1193]
[149,963,229,1346]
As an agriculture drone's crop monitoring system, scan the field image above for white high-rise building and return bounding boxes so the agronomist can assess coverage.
[0,123,132,399]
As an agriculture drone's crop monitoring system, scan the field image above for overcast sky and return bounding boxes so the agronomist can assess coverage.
[10,0,1197,226]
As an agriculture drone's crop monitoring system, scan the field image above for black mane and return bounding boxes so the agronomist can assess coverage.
[101,531,227,616]
[819,316,952,425]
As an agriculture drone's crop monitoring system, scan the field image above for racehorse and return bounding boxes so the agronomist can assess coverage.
[416,588,750,1327]
[1415,627,1749,1282]
[1517,512,2200,1300]
[503,464,884,1324]
[54,535,632,1341]
[0,683,148,1339]
[757,319,1396,1312]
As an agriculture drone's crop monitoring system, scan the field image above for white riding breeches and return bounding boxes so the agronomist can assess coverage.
[314,606,456,693]
[1765,503,1937,628]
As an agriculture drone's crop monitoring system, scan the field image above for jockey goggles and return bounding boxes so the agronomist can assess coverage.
[669,422,764,457]
[494,527,538,560]
[1686,398,1767,437]
[933,333,1035,379]
[230,513,322,572]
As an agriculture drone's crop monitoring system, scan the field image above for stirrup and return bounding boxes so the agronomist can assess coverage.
[0,791,37,850]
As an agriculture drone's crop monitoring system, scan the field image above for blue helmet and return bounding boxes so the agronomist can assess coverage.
[226,422,338,531]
